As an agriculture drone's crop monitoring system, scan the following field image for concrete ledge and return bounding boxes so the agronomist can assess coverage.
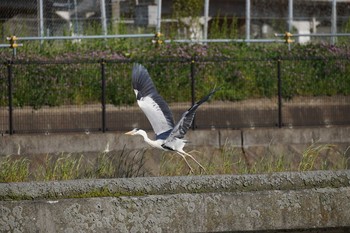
[242,126,350,147]
[1,170,349,200]
[1,170,350,232]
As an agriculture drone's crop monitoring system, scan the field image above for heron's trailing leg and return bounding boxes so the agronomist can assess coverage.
[177,152,194,173]
[179,150,206,173]
[187,149,201,154]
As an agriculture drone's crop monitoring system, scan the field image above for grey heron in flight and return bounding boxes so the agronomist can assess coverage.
[126,63,218,173]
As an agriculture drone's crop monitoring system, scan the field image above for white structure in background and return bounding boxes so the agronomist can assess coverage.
[292,18,320,44]
[180,16,211,42]
[55,0,103,38]
[134,4,158,26]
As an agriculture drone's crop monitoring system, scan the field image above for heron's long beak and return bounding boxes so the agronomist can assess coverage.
[125,130,135,135]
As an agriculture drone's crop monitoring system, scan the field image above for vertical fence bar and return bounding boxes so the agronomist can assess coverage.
[288,0,293,51]
[38,0,44,44]
[190,58,196,130]
[101,59,106,132]
[100,0,108,36]
[73,0,79,35]
[277,58,282,128]
[7,61,13,135]
[203,0,210,42]
[288,0,293,32]
[331,0,337,45]
[156,0,162,33]
[246,0,251,44]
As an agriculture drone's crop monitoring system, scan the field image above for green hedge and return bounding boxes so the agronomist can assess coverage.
[0,42,349,108]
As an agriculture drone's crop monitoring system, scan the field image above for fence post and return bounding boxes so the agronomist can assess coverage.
[100,59,106,133]
[7,60,13,135]
[190,57,196,130]
[277,58,282,128]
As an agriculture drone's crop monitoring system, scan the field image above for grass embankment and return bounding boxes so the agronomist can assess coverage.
[0,143,348,182]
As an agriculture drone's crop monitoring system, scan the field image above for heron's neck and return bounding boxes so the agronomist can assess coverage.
[138,130,162,148]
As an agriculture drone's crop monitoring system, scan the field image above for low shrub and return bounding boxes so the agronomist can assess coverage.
[1,42,349,108]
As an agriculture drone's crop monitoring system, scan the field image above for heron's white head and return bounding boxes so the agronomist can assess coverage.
[125,128,141,136]
[125,128,149,142]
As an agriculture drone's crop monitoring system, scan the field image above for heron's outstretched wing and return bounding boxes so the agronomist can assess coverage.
[165,88,218,143]
[132,63,175,139]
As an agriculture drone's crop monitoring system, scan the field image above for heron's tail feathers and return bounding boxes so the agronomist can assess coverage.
[196,87,220,106]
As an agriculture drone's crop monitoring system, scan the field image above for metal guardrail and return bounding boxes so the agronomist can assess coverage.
[1,30,349,56]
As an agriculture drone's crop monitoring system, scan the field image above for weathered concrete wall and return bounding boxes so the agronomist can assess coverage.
[1,170,350,232]
[1,126,349,155]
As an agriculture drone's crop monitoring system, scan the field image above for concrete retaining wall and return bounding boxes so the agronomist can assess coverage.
[1,126,349,155]
[1,170,350,232]
[1,127,349,232]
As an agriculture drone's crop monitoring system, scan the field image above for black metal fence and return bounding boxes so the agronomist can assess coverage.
[1,57,350,135]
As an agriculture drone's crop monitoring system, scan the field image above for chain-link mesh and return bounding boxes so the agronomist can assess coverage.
[9,61,102,133]
[281,58,350,127]
[0,0,349,43]
[0,0,157,42]
[251,0,350,43]
[0,57,349,134]
[0,1,349,134]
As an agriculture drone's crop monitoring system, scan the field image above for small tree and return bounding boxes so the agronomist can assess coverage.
[173,0,205,40]
[173,0,203,18]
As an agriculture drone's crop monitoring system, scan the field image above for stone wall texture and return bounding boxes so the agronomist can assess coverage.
[1,170,350,232]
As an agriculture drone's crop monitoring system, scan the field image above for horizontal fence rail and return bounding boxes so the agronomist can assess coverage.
[0,56,349,135]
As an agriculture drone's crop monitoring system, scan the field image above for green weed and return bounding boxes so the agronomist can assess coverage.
[0,143,348,182]
[0,149,147,182]
[37,153,83,181]
[159,142,348,176]
[298,143,348,171]
[0,156,30,182]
